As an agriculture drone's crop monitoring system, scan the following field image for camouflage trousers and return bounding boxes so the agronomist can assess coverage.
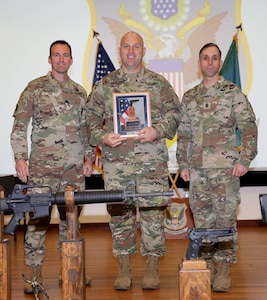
[24,206,82,266]
[189,168,241,263]
[107,204,166,257]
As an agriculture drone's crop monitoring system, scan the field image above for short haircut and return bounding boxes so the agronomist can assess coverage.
[199,43,221,59]
[49,40,72,58]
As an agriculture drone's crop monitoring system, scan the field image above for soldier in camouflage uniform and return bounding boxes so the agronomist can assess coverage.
[177,43,257,292]
[10,40,93,294]
[87,31,180,290]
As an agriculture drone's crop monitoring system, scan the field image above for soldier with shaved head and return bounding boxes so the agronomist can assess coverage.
[88,31,180,290]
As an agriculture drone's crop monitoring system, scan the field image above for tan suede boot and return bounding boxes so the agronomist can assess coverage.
[24,265,42,294]
[205,258,217,284]
[212,261,231,292]
[114,255,132,290]
[142,255,160,290]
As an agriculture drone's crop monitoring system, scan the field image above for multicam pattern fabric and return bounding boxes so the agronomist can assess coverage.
[177,76,257,263]
[177,76,257,171]
[88,67,180,206]
[11,71,92,185]
[88,67,180,256]
[190,168,240,263]
[10,71,91,266]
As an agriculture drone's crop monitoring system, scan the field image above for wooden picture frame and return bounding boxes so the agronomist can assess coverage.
[113,91,151,137]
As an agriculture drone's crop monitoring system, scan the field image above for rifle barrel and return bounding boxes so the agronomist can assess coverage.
[53,190,174,206]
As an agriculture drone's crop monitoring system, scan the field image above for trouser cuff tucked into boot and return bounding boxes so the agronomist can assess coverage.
[142,255,160,290]
[114,254,132,290]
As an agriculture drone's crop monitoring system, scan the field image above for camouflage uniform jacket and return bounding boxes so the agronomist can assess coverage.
[177,76,257,171]
[11,71,92,170]
[88,67,180,202]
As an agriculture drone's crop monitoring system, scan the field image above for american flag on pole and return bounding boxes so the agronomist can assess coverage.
[93,42,115,86]
[92,42,115,174]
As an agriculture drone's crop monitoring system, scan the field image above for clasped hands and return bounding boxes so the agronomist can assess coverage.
[103,126,158,147]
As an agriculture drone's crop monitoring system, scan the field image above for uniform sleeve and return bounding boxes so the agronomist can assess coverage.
[10,86,33,161]
[176,95,191,171]
[79,91,94,161]
[152,79,180,140]
[86,82,106,147]
[234,93,258,167]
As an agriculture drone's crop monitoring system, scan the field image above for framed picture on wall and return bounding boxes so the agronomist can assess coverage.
[113,91,151,137]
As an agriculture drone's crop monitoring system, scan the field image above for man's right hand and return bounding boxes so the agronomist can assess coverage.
[103,133,127,147]
[15,159,29,183]
[180,169,190,182]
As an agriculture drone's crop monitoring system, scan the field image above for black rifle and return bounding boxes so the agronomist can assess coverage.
[186,227,235,260]
[0,181,173,235]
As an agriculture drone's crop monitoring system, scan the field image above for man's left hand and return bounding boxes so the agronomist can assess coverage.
[232,164,248,177]
[134,126,158,143]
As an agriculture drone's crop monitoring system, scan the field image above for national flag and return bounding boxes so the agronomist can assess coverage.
[220,34,241,89]
[148,58,183,152]
[93,145,103,174]
[220,34,242,148]
[119,98,130,125]
[92,41,115,174]
[148,58,183,100]
[93,42,115,86]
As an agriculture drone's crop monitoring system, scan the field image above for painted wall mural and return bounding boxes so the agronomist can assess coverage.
[84,0,250,99]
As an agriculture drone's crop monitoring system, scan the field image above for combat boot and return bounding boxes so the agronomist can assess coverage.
[205,258,217,284]
[212,261,231,292]
[114,254,132,290]
[142,255,160,290]
[24,265,42,294]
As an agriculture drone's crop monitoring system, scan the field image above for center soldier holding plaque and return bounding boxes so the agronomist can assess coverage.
[87,31,180,290]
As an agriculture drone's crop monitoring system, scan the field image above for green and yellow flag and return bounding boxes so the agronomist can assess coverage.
[220,34,242,148]
[220,34,241,89]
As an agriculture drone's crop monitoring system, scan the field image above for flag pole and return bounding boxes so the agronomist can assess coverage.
[91,31,115,175]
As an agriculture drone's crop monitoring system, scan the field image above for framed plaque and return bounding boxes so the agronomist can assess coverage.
[113,92,151,137]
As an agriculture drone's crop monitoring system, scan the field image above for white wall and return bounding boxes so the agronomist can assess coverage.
[241,0,267,170]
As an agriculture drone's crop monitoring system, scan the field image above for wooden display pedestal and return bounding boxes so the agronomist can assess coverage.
[0,186,11,300]
[62,239,86,300]
[61,185,86,300]
[179,258,211,300]
[0,239,11,300]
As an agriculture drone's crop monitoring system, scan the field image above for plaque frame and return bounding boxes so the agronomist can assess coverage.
[113,92,151,137]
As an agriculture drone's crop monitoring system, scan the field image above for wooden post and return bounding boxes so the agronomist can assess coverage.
[61,185,86,300]
[179,258,211,300]
[0,186,11,300]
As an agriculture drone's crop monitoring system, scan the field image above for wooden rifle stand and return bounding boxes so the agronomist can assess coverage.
[61,185,86,300]
[179,258,211,300]
[0,186,11,300]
